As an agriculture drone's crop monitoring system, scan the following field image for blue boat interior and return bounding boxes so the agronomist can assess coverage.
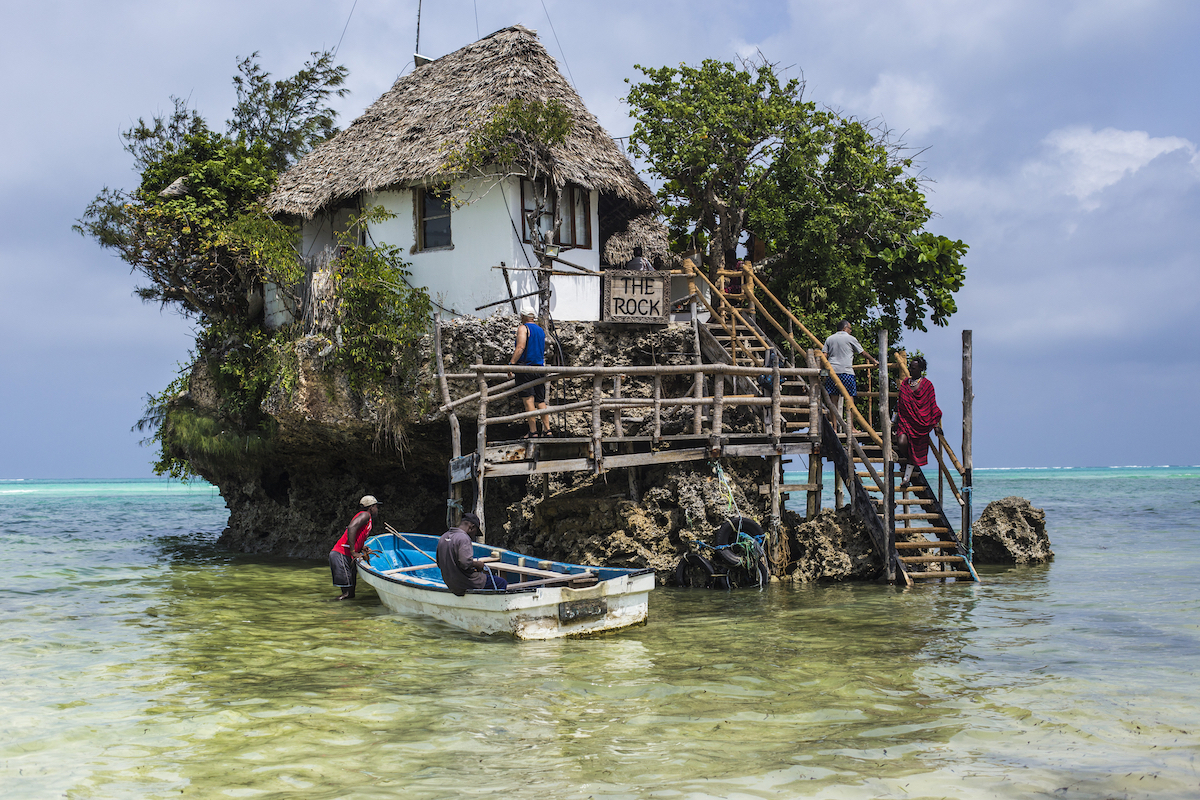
[362,532,649,591]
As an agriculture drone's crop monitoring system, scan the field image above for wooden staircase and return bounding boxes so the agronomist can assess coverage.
[854,441,978,582]
[691,262,978,586]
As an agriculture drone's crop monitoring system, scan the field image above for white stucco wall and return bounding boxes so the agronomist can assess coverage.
[361,176,602,322]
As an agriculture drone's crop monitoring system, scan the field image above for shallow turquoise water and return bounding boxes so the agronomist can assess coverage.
[1,470,1198,798]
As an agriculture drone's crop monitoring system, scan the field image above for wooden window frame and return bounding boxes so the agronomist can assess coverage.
[416,186,452,251]
[520,181,592,250]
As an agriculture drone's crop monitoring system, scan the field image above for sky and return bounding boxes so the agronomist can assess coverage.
[2,0,1198,477]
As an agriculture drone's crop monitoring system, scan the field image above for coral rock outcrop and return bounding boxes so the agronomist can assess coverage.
[972,496,1053,564]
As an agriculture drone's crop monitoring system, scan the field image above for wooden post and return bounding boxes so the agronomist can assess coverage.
[770,355,782,443]
[743,261,755,314]
[475,359,489,543]
[963,330,974,561]
[834,460,844,510]
[845,396,854,513]
[712,365,725,438]
[879,329,894,582]
[691,301,704,435]
[653,373,663,441]
[805,349,822,520]
[592,358,604,473]
[769,454,781,575]
[613,374,624,439]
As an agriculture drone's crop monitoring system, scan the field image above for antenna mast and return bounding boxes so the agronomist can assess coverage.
[415,0,422,55]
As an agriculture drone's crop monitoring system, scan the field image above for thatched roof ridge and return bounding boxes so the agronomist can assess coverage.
[603,214,682,268]
[268,25,655,218]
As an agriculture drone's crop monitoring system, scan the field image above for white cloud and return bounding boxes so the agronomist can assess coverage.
[1035,126,1194,207]
[834,73,951,137]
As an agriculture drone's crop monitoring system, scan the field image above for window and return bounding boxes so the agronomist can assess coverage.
[417,187,452,250]
[521,181,591,249]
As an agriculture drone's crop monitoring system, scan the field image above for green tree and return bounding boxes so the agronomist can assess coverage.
[625,57,966,342]
[752,116,967,341]
[77,51,434,478]
[626,57,809,279]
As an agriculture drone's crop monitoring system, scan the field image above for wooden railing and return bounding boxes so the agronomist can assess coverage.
[440,362,822,449]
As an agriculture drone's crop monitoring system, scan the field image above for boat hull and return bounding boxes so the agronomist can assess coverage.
[357,533,655,640]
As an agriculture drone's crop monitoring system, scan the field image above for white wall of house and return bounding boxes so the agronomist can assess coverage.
[360,176,602,322]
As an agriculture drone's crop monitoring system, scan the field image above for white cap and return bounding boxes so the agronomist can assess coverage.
[518,302,536,319]
[360,495,381,507]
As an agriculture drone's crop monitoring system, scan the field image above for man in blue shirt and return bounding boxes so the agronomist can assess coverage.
[508,304,552,438]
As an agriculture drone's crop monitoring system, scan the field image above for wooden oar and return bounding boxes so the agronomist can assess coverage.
[383,523,437,563]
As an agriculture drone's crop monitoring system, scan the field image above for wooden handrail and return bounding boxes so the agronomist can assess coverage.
[929,441,964,506]
[687,268,776,366]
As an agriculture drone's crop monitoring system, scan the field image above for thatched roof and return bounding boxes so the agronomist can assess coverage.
[268,25,656,218]
[602,214,682,269]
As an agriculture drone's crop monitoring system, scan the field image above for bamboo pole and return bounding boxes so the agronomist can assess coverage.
[591,358,604,473]
[770,356,782,442]
[653,373,663,441]
[692,304,705,435]
[434,314,463,527]
[712,366,724,438]
[613,375,624,439]
[475,359,488,542]
[806,349,822,519]
[963,329,974,562]
[769,453,781,576]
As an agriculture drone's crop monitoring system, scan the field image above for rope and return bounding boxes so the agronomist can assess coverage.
[710,461,742,520]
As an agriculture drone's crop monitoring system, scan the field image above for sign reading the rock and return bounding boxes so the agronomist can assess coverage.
[603,271,669,324]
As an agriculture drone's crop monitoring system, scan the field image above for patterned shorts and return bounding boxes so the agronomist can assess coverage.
[825,373,857,398]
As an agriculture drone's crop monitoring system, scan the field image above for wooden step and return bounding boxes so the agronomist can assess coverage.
[895,513,940,520]
[895,540,960,550]
[899,555,966,564]
[896,527,950,535]
[906,570,975,580]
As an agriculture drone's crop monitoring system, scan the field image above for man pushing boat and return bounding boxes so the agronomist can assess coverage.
[329,495,381,600]
[436,513,508,594]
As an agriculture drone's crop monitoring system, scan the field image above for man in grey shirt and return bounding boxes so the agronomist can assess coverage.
[436,513,507,595]
[822,320,878,416]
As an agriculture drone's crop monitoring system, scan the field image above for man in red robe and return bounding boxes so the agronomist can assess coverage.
[895,356,942,488]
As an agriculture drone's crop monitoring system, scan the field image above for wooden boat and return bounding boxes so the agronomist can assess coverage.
[357,531,656,639]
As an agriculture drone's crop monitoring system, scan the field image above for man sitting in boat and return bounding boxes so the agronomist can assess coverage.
[436,513,508,594]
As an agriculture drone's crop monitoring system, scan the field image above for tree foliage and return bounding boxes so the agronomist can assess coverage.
[446,97,574,251]
[751,115,967,340]
[625,57,967,342]
[332,208,434,387]
[627,58,808,278]
[78,51,434,477]
[75,50,348,322]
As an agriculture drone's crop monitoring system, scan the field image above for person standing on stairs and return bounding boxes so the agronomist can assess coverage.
[822,320,878,420]
[893,356,942,489]
[508,303,552,438]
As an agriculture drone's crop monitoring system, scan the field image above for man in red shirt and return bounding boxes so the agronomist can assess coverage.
[329,495,381,600]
